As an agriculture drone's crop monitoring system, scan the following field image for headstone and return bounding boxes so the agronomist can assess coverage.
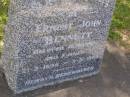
[1,0,116,94]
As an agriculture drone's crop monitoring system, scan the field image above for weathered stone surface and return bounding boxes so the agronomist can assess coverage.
[1,0,116,94]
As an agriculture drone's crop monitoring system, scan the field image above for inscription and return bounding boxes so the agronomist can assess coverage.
[34,19,102,36]
[82,20,101,27]
[25,66,94,85]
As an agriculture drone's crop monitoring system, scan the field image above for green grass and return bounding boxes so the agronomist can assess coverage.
[109,0,130,42]
[0,0,9,54]
[0,0,9,33]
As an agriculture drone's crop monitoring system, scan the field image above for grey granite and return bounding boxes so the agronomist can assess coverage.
[1,0,116,94]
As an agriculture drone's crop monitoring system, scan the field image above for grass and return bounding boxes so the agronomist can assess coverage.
[0,0,9,55]
[109,0,130,49]
[0,0,130,53]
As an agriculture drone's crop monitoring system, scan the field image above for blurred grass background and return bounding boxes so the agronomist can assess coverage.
[0,0,130,56]
[108,0,130,50]
[0,0,9,56]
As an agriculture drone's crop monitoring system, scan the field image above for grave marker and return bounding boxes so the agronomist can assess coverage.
[1,0,116,93]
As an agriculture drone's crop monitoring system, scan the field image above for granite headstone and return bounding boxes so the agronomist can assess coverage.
[1,0,116,94]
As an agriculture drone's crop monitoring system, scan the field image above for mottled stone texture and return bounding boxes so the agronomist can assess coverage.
[1,0,115,94]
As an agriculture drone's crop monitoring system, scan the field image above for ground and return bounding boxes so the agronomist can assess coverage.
[0,43,130,97]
